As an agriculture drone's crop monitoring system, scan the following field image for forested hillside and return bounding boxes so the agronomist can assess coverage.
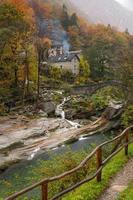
[70,0,133,33]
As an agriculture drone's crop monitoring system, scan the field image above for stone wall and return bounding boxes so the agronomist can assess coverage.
[52,58,79,75]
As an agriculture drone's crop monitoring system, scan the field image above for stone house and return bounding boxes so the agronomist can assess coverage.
[47,46,81,75]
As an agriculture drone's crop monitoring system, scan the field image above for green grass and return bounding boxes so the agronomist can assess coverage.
[0,148,90,199]
[117,181,133,200]
[1,144,133,200]
[62,144,133,200]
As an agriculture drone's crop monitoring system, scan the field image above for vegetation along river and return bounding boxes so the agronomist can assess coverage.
[0,129,116,199]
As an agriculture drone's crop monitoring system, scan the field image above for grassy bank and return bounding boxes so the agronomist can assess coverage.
[63,144,133,200]
[0,144,133,200]
[0,148,90,199]
[117,181,133,200]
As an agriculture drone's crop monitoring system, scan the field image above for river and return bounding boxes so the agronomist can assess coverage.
[1,131,113,179]
[0,97,120,198]
[0,129,116,199]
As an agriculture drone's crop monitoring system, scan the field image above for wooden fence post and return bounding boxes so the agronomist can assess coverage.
[125,131,129,156]
[96,147,102,182]
[41,182,48,200]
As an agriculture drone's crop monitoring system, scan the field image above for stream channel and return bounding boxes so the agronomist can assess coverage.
[0,98,117,198]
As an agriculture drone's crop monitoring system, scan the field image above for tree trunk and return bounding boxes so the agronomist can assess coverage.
[22,50,30,104]
[37,63,40,100]
[14,67,18,86]
[37,52,41,102]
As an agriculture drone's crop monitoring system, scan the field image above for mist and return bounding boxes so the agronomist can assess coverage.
[115,0,133,11]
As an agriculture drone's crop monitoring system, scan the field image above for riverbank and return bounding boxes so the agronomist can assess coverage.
[0,106,121,173]
[0,99,123,173]
[63,144,133,200]
[0,115,79,171]
[1,137,133,199]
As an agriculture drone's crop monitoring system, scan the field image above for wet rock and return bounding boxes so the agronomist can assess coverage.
[65,109,77,120]
[38,110,48,118]
[73,110,94,119]
[0,157,20,172]
[48,125,60,132]
[9,116,17,119]
[18,110,24,115]
[0,141,24,153]
[73,119,91,126]
[26,130,47,138]
[102,103,123,120]
[90,116,99,121]
[65,108,95,120]
[37,101,56,116]
[59,119,73,129]
[26,112,34,117]
[65,137,78,144]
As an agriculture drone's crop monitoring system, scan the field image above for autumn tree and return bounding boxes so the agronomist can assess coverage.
[76,57,90,84]
[49,66,62,80]
[0,2,35,102]
[115,47,133,105]
[0,3,24,86]
[19,24,35,103]
[83,25,129,81]
[35,37,51,100]
[6,0,34,22]
[68,26,81,49]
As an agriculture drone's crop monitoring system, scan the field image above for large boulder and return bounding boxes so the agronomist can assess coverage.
[102,102,123,120]
[65,109,77,120]
[37,101,56,116]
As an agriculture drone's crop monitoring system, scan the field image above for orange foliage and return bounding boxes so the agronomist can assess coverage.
[43,37,52,48]
[41,2,52,18]
[68,26,79,37]
[6,0,34,23]
[33,0,53,19]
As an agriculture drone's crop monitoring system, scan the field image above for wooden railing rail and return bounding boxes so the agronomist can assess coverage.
[5,125,133,200]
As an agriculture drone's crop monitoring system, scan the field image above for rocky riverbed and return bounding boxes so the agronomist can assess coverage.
[0,86,124,173]
[0,115,80,171]
[0,100,123,173]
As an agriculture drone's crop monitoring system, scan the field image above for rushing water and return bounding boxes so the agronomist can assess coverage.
[26,98,81,161]
[0,130,114,179]
[0,98,117,198]
[0,129,116,199]
[55,97,81,128]
[0,131,115,199]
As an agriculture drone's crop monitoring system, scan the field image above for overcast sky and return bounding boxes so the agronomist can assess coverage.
[115,0,133,11]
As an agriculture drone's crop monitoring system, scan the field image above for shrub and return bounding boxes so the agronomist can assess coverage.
[91,89,110,111]
[0,103,6,115]
[121,105,133,127]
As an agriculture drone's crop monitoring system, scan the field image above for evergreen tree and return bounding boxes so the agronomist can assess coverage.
[125,28,129,35]
[61,4,70,30]
[70,13,78,26]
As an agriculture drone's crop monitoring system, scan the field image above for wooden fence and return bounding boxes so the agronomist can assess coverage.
[5,125,133,200]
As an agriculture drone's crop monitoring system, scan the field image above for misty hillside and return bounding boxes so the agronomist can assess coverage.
[125,0,133,9]
[68,0,133,33]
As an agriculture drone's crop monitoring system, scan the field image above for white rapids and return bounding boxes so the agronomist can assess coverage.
[55,97,81,128]
[28,147,41,160]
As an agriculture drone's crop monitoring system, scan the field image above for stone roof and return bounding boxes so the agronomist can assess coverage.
[48,54,80,63]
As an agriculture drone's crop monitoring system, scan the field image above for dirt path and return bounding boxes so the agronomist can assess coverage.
[99,158,133,200]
